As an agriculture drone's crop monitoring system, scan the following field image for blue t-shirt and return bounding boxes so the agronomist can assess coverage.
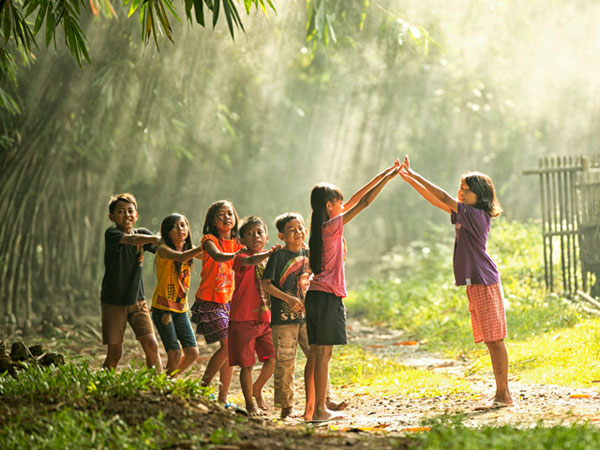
[450,203,500,286]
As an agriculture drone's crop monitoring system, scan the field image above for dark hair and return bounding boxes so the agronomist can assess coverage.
[108,193,137,213]
[275,212,305,233]
[160,213,194,271]
[239,216,267,237]
[462,172,503,217]
[308,183,343,274]
[202,200,239,239]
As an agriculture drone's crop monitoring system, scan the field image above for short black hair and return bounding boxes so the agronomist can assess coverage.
[275,212,305,233]
[108,193,137,213]
[239,216,267,237]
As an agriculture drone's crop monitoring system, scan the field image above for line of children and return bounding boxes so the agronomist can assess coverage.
[102,155,509,415]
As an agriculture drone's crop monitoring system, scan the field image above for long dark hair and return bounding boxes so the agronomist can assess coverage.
[202,200,239,239]
[308,183,343,274]
[462,172,503,217]
[160,213,194,271]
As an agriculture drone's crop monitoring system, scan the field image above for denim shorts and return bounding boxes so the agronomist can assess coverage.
[151,309,198,352]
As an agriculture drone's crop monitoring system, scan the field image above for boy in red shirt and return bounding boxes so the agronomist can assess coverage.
[228,216,277,416]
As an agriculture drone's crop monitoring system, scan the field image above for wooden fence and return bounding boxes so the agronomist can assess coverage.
[524,155,600,297]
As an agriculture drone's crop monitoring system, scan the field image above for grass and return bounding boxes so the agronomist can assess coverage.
[330,344,472,398]
[345,219,596,385]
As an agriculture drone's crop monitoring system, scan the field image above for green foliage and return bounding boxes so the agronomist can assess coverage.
[0,408,167,449]
[0,362,210,403]
[416,416,600,450]
[346,219,583,354]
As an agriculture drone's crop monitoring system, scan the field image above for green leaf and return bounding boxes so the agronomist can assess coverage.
[315,0,325,39]
[193,0,204,26]
[128,0,142,18]
[212,0,220,29]
[34,1,48,34]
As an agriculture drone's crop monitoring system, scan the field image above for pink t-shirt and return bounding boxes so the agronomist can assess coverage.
[308,214,347,298]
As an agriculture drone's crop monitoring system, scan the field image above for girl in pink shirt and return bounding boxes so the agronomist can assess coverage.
[304,160,400,423]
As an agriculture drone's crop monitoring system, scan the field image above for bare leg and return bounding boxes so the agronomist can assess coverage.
[303,348,316,421]
[139,334,163,373]
[240,366,263,416]
[253,358,274,411]
[165,349,182,376]
[103,343,122,370]
[176,346,199,375]
[485,339,513,404]
[312,344,334,421]
[201,338,229,388]
[218,360,234,404]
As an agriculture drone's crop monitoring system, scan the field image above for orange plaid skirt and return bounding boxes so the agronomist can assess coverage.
[466,283,506,343]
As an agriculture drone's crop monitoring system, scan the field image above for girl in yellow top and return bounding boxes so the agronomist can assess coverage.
[152,213,203,377]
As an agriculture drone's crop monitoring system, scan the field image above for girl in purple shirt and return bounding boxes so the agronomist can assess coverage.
[305,160,400,423]
[399,155,512,408]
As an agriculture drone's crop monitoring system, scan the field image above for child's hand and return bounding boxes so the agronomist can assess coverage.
[288,297,305,314]
[268,244,282,254]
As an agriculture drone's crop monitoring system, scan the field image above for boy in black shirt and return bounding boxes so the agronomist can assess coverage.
[100,193,162,371]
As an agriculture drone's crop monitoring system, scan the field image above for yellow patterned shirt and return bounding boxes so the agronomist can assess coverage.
[151,246,191,313]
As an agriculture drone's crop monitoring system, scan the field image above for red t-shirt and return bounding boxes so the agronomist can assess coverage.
[229,251,271,322]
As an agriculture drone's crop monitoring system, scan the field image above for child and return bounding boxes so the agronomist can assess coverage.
[305,161,400,423]
[151,214,203,377]
[262,213,345,420]
[228,216,276,416]
[190,200,243,404]
[100,193,162,372]
[398,155,513,407]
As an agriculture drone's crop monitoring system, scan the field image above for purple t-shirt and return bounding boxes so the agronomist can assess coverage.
[450,203,500,286]
[308,215,347,298]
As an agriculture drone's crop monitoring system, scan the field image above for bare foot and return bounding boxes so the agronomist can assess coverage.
[247,406,266,417]
[326,398,348,411]
[281,407,293,419]
[252,388,268,411]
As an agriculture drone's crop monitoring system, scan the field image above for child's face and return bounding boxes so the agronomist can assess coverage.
[458,181,478,206]
[214,204,236,235]
[241,224,267,253]
[279,218,306,248]
[169,217,189,247]
[326,198,344,218]
[109,200,138,232]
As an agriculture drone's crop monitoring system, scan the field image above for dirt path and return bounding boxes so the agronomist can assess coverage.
[45,316,600,432]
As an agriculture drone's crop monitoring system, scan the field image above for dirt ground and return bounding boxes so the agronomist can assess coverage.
[7,315,600,448]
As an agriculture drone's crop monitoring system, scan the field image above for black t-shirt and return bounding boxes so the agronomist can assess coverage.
[100,226,156,306]
[262,248,310,326]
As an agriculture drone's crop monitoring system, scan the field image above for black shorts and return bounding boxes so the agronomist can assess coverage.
[305,290,347,346]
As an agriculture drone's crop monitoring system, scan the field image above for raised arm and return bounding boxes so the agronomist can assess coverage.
[260,279,305,314]
[203,239,240,263]
[342,163,400,225]
[343,159,401,210]
[400,155,457,214]
[157,243,204,263]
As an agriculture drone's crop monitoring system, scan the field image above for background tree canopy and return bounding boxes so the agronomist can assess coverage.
[2,0,600,329]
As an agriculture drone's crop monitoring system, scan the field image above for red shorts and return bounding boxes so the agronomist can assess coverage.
[466,283,507,343]
[228,321,274,368]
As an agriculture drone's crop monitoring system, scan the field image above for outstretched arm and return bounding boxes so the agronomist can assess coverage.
[240,245,282,267]
[342,162,400,225]
[343,159,401,211]
[203,239,241,263]
[399,155,457,214]
[157,243,203,263]
[120,234,161,247]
